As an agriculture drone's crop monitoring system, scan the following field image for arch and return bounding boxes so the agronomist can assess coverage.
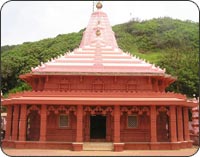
[156,112,170,142]
[26,110,40,141]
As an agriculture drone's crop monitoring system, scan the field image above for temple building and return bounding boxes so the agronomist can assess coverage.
[2,2,197,151]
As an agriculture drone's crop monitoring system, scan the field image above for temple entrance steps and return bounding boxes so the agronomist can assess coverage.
[83,142,113,151]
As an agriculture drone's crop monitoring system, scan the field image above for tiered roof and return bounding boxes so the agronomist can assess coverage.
[28,3,173,79]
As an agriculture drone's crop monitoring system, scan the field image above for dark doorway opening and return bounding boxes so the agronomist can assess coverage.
[90,115,106,139]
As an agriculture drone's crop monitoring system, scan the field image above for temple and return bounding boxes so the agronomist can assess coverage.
[2,2,197,151]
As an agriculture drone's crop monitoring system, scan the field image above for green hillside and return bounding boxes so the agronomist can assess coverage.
[1,17,199,98]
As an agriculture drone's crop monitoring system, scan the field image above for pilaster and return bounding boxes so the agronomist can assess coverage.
[19,104,27,141]
[73,105,83,151]
[169,106,177,142]
[12,105,19,140]
[40,105,47,141]
[114,105,120,142]
[113,105,123,151]
[150,106,157,142]
[177,106,184,141]
[76,105,83,142]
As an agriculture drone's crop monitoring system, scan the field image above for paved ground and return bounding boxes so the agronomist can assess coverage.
[1,146,199,156]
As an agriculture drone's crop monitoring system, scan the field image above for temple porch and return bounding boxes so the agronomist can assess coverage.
[2,94,194,151]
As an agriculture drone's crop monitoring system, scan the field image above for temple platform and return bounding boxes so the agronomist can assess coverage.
[2,140,193,151]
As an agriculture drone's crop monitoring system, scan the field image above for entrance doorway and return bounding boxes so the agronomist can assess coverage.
[90,115,106,139]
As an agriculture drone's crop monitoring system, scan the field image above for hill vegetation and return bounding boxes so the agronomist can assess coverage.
[1,17,199,98]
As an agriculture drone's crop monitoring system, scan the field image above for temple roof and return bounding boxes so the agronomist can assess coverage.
[28,3,172,78]
[2,90,196,107]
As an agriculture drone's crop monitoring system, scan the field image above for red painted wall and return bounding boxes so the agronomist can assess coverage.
[120,114,150,142]
[28,75,168,92]
[46,113,76,142]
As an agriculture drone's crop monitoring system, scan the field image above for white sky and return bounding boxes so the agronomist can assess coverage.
[1,1,199,46]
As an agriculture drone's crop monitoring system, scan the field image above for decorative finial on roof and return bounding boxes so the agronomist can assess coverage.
[96,1,103,9]
[96,29,101,36]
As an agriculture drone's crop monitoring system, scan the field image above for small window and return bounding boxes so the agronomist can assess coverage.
[128,115,138,128]
[59,115,69,127]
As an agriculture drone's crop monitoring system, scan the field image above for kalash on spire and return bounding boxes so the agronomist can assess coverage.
[96,1,103,9]
[79,1,119,50]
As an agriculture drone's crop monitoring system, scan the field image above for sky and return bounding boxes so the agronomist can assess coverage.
[1,0,199,46]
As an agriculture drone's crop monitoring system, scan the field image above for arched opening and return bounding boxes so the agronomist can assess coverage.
[26,110,40,141]
[157,112,169,142]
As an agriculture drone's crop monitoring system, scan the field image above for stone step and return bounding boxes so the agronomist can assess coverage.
[83,142,113,151]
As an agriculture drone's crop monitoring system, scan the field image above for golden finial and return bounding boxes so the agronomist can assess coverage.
[96,1,103,9]
[96,30,101,36]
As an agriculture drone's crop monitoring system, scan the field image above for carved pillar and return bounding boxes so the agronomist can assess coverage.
[40,105,47,141]
[183,107,190,141]
[5,105,12,140]
[177,106,184,141]
[76,105,83,142]
[12,105,19,140]
[114,105,120,142]
[169,106,177,142]
[150,106,157,142]
[19,105,27,141]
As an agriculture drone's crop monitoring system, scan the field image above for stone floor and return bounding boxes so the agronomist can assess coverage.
[1,146,199,156]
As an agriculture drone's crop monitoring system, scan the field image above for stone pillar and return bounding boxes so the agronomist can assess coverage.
[169,106,177,142]
[177,107,184,141]
[5,105,12,140]
[12,105,19,140]
[183,107,190,141]
[73,105,83,151]
[114,105,120,142]
[19,105,27,141]
[40,105,47,141]
[150,106,157,142]
[76,105,83,142]
[113,105,124,151]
